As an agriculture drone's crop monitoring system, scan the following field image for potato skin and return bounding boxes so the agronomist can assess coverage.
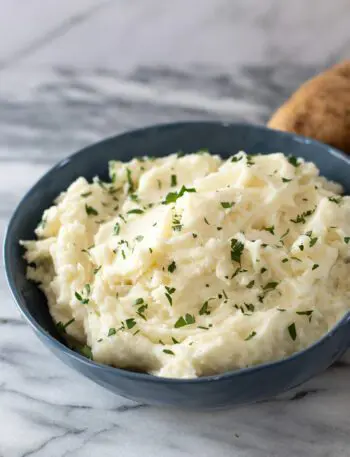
[268,61,350,154]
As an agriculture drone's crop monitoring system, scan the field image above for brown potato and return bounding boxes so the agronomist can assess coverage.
[268,61,350,154]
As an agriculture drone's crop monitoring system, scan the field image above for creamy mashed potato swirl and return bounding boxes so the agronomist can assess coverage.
[22,151,350,378]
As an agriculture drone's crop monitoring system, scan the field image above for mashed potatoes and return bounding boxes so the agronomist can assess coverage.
[21,151,350,378]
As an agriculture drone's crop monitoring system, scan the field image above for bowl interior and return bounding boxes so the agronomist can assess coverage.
[5,122,350,360]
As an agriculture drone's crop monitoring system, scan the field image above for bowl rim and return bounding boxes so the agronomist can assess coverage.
[4,120,350,384]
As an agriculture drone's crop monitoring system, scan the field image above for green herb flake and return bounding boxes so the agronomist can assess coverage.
[165,293,173,306]
[277,308,286,312]
[199,301,211,316]
[163,349,175,355]
[204,217,210,225]
[288,322,297,341]
[246,280,255,289]
[221,201,234,209]
[296,310,313,317]
[230,239,244,263]
[80,344,93,359]
[174,313,196,328]
[328,196,342,204]
[245,331,256,341]
[260,267,267,274]
[127,208,144,215]
[344,237,350,244]
[125,318,137,330]
[192,233,198,238]
[171,174,177,187]
[85,204,98,216]
[165,286,176,295]
[126,168,134,194]
[113,223,120,236]
[56,318,75,334]
[290,208,315,224]
[81,191,92,197]
[108,327,117,336]
[288,156,300,167]
[163,185,196,204]
[168,260,176,273]
[172,337,180,344]
[231,154,243,163]
[263,226,275,235]
[93,265,102,275]
[282,177,292,183]
[282,258,289,263]
[135,235,144,242]
[263,281,279,291]
[299,244,304,251]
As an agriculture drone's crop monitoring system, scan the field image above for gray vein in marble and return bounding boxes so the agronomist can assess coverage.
[0,1,114,72]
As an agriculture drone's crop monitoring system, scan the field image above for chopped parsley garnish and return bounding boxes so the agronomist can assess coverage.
[245,331,256,341]
[108,327,117,336]
[134,298,144,306]
[222,289,228,299]
[168,261,176,273]
[260,267,267,274]
[136,304,148,320]
[85,204,98,216]
[93,265,101,275]
[125,318,136,329]
[172,337,180,344]
[127,208,144,215]
[81,191,92,197]
[282,177,292,183]
[299,244,304,251]
[290,208,315,224]
[221,201,234,209]
[288,156,300,167]
[165,286,176,306]
[126,168,134,194]
[192,233,198,238]
[198,326,209,330]
[172,213,183,231]
[263,281,279,291]
[312,264,319,270]
[263,226,275,235]
[291,256,302,262]
[296,310,313,317]
[246,154,255,166]
[277,308,286,312]
[171,174,177,187]
[230,238,244,263]
[75,284,91,305]
[204,217,210,225]
[328,196,342,204]
[163,185,196,204]
[174,314,196,328]
[231,154,243,163]
[309,236,318,247]
[135,235,144,242]
[245,303,255,312]
[282,258,289,263]
[121,250,126,259]
[280,228,290,239]
[149,247,153,254]
[288,323,297,341]
[130,193,139,202]
[80,344,93,359]
[344,237,350,244]
[113,223,120,235]
[199,300,211,315]
[246,280,255,289]
[163,349,175,355]
[56,318,75,334]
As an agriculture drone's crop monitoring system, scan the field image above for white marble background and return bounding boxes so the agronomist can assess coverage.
[1,1,350,456]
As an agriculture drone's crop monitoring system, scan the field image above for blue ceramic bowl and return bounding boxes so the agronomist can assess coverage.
[4,122,350,409]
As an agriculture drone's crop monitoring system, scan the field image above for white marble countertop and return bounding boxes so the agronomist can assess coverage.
[1,1,350,456]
